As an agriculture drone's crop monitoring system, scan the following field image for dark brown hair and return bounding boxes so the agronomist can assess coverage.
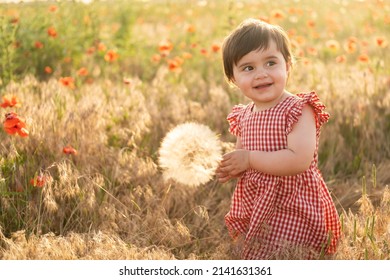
[222,18,294,82]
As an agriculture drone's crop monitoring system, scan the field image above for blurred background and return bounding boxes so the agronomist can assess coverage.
[0,0,389,259]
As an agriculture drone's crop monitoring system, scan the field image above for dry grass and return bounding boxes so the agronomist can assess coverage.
[0,230,175,260]
[0,0,389,260]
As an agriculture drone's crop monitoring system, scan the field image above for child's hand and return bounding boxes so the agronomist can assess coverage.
[216,169,244,183]
[215,169,232,183]
[216,149,250,182]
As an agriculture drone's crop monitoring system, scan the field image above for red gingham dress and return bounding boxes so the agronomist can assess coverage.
[225,91,341,259]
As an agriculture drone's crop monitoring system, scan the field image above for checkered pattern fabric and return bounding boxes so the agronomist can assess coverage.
[225,91,341,259]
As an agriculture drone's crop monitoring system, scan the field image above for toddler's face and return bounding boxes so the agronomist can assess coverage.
[232,40,290,111]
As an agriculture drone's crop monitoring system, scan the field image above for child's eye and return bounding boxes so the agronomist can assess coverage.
[243,66,254,71]
[266,61,276,67]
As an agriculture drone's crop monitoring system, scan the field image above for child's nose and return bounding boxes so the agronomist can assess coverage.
[254,69,268,79]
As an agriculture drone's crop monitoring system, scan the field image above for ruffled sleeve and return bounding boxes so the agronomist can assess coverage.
[286,91,330,134]
[227,105,246,137]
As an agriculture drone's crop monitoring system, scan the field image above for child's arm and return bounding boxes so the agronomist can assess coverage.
[218,105,317,178]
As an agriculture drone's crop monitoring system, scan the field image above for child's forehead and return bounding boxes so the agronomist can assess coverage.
[236,40,281,62]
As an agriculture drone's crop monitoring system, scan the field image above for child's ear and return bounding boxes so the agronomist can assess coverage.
[228,76,236,86]
[286,61,291,73]
[285,61,292,82]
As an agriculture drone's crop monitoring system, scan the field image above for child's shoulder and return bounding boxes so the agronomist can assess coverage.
[227,103,253,136]
[295,91,324,104]
[228,103,252,117]
[231,103,252,111]
[286,91,330,132]
[283,91,326,110]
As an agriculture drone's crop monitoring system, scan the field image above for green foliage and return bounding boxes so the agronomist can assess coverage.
[0,0,389,260]
[0,15,18,87]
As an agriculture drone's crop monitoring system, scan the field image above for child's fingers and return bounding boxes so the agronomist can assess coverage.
[218,174,232,183]
[217,162,228,170]
[219,161,241,175]
[215,170,231,182]
[215,170,227,178]
[217,166,231,175]
[221,151,234,161]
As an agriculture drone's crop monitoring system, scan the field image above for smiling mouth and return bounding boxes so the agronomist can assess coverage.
[254,83,273,89]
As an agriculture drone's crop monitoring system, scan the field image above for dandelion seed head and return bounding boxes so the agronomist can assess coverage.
[158,122,222,187]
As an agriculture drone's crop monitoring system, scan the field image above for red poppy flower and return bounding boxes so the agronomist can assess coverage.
[47,26,57,38]
[63,145,77,155]
[358,54,369,63]
[97,42,107,52]
[104,50,119,62]
[200,48,208,56]
[325,40,340,51]
[375,36,387,48]
[306,47,318,56]
[182,52,192,59]
[77,67,88,76]
[3,112,29,137]
[211,43,221,53]
[3,112,21,125]
[158,40,173,57]
[1,95,21,108]
[307,20,316,28]
[344,41,357,53]
[30,175,46,188]
[17,127,29,137]
[270,9,285,20]
[186,24,196,33]
[151,54,162,63]
[34,41,44,49]
[336,55,346,63]
[167,57,183,72]
[59,77,75,89]
[86,46,96,55]
[258,16,270,23]
[48,5,58,12]
[44,66,53,74]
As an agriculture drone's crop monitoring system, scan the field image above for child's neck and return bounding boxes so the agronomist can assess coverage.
[252,91,292,112]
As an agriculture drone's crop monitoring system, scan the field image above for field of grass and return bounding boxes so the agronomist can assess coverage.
[0,0,389,260]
